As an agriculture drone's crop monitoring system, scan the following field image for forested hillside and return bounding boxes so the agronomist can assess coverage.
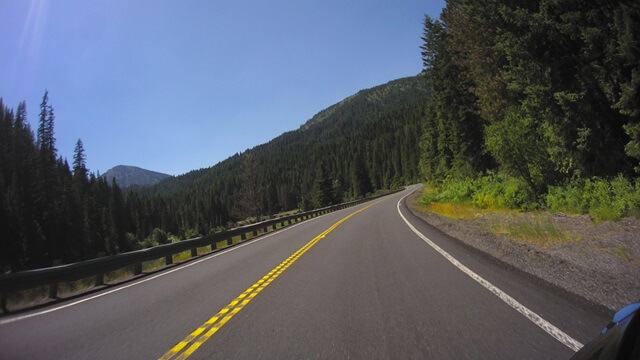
[0,76,428,270]
[418,0,640,219]
[134,75,428,235]
[103,165,171,187]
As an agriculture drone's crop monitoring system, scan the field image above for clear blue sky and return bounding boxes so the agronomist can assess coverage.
[1,0,445,176]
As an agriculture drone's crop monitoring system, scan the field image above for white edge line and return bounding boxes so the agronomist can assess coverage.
[396,189,584,352]
[0,206,349,325]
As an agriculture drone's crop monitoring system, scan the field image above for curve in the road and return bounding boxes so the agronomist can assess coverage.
[396,190,583,352]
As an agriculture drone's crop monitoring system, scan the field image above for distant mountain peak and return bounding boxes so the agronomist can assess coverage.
[103,165,171,187]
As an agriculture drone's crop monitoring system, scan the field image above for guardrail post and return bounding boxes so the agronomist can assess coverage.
[165,254,173,265]
[133,262,142,275]
[263,226,268,234]
[241,233,247,241]
[227,237,233,246]
[253,229,258,237]
[49,283,58,299]
[281,220,286,227]
[191,248,198,257]
[95,273,103,286]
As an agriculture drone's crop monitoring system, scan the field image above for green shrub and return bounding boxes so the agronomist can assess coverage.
[183,228,201,240]
[421,173,536,210]
[546,175,640,222]
[124,232,141,250]
[438,178,475,203]
[151,228,169,245]
[470,173,535,209]
[424,174,638,221]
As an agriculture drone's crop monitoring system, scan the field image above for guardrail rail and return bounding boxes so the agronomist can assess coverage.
[0,188,402,313]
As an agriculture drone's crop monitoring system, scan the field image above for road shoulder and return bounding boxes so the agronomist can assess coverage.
[405,189,640,312]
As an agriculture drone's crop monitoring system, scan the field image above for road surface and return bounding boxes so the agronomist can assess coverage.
[0,186,611,359]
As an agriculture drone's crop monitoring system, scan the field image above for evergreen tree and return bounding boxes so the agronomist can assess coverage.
[236,152,262,220]
[311,162,334,208]
[419,14,487,182]
[37,91,49,152]
[73,138,88,180]
[351,153,372,198]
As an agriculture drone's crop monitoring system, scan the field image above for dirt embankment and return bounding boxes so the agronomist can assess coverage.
[406,191,640,312]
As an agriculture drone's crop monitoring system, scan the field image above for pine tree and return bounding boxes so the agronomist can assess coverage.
[311,162,334,208]
[37,91,49,151]
[73,138,88,181]
[351,153,372,198]
[236,153,262,220]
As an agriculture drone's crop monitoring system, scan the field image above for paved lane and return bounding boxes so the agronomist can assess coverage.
[0,186,610,359]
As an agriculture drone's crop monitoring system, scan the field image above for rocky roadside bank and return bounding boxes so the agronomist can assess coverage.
[406,190,640,312]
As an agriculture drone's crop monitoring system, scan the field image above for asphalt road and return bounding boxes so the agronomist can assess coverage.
[0,185,611,359]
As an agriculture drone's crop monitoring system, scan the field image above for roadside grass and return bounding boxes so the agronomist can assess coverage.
[143,258,165,272]
[105,266,134,284]
[5,286,50,311]
[489,216,578,248]
[424,201,480,219]
[417,185,579,248]
[58,276,96,297]
[172,250,192,263]
[597,246,640,265]
[197,245,212,255]
[418,185,516,219]
[215,240,228,249]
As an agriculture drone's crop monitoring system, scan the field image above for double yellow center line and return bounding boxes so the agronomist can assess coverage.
[159,200,383,360]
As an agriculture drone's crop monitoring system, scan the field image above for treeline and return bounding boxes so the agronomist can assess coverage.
[419,0,640,207]
[0,94,134,270]
[1,76,428,270]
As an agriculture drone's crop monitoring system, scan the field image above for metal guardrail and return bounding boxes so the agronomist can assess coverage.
[0,189,402,313]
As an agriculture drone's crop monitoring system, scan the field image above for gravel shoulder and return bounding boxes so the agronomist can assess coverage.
[406,190,640,312]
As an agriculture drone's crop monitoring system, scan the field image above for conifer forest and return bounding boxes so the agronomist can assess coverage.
[1,0,639,270]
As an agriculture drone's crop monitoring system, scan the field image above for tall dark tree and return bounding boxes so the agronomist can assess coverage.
[73,138,88,180]
[311,162,334,208]
[351,153,372,198]
[419,14,487,182]
[236,152,263,220]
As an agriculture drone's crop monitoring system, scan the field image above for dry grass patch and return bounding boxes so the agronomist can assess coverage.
[425,202,481,219]
[142,258,165,272]
[597,246,640,265]
[490,216,579,248]
[104,266,133,284]
[5,286,50,310]
[58,276,96,297]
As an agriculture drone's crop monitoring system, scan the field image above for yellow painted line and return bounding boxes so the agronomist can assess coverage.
[159,200,383,360]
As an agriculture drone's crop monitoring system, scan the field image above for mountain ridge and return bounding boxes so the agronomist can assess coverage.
[139,75,428,200]
[103,165,172,187]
